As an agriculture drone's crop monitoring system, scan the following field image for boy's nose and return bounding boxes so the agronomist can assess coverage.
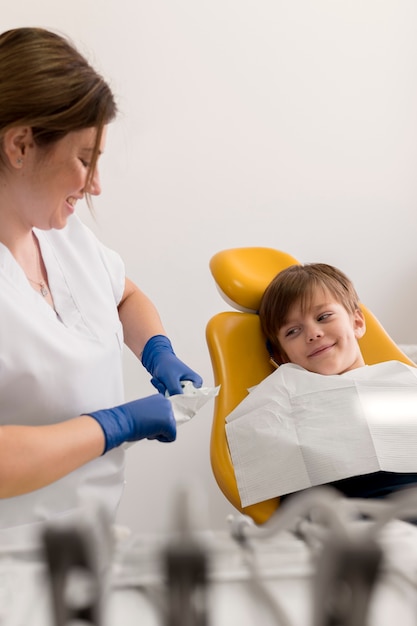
[307,326,323,342]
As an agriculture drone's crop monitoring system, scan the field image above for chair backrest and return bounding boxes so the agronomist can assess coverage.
[206,247,416,524]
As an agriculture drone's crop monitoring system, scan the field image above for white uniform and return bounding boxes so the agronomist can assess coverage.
[0,214,126,551]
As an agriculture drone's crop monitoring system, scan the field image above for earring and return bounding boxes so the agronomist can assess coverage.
[16,157,23,165]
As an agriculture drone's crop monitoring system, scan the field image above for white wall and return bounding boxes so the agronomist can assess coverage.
[4,1,417,534]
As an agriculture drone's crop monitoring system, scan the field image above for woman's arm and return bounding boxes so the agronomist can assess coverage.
[117,277,166,359]
[0,392,177,498]
[0,416,105,498]
[117,277,203,395]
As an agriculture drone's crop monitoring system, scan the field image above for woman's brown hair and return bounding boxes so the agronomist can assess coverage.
[259,263,361,364]
[0,27,117,197]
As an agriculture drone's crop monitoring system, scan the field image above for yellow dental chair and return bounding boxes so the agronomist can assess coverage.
[206,247,416,525]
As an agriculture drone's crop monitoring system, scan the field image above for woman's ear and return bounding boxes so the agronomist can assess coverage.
[353,308,366,339]
[2,126,34,168]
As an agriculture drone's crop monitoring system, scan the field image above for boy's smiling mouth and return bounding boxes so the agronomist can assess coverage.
[308,343,335,358]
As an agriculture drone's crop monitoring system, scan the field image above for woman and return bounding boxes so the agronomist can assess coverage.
[0,27,202,549]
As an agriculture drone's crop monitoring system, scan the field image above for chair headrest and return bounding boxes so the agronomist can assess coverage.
[209,247,300,311]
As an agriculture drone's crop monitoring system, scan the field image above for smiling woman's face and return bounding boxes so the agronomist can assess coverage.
[277,286,366,375]
[18,126,106,231]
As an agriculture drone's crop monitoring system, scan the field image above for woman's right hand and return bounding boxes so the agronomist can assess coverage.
[87,394,177,452]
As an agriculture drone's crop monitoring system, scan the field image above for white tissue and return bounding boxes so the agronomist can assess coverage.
[167,381,220,424]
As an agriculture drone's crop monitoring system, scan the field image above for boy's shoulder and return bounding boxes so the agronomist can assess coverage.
[277,360,417,396]
[343,360,417,381]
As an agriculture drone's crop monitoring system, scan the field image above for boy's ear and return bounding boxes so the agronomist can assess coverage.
[353,308,366,339]
[266,339,287,368]
[271,348,290,368]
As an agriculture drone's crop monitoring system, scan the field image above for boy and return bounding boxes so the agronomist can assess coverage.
[226,263,417,506]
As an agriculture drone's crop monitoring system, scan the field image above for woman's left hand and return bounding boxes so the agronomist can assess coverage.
[141,335,203,395]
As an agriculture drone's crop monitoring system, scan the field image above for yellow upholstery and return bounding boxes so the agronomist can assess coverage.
[206,247,416,525]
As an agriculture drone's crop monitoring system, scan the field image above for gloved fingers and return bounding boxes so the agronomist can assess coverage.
[87,393,177,451]
[149,432,177,443]
[167,378,188,396]
[152,372,186,396]
[152,373,204,397]
[143,342,203,394]
[150,376,168,395]
[132,394,176,441]
[161,368,204,396]
[180,371,203,389]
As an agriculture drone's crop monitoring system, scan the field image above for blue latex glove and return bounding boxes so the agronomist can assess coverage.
[87,394,176,453]
[141,335,203,396]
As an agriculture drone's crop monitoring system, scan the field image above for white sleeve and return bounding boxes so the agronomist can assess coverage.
[96,240,126,306]
[67,215,126,306]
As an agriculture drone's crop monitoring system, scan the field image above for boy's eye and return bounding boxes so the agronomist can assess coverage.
[317,312,332,322]
[79,158,90,168]
[285,327,299,337]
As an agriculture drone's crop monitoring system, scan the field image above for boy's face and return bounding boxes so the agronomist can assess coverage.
[276,287,366,375]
